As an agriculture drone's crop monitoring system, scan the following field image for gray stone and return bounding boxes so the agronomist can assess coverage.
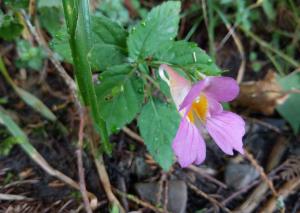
[135,180,187,213]
[225,162,259,190]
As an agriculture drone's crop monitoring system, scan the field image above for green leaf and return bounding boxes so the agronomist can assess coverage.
[262,0,275,21]
[0,137,18,156]
[138,100,180,171]
[16,40,46,71]
[51,15,127,70]
[95,64,144,133]
[37,0,62,8]
[90,15,127,70]
[0,57,56,121]
[0,12,23,41]
[276,73,300,134]
[154,41,221,76]
[4,0,29,9]
[95,0,130,25]
[127,1,181,61]
[0,106,37,156]
[15,87,57,121]
[38,7,64,36]
[62,0,111,153]
[50,27,72,62]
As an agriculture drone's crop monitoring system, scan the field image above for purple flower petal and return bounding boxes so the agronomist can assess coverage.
[206,95,223,115]
[204,77,239,102]
[172,118,206,167]
[179,79,209,111]
[159,64,191,109]
[206,111,245,155]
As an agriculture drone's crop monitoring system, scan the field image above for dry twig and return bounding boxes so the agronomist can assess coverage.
[187,182,231,213]
[114,188,166,213]
[244,150,278,197]
[76,110,93,213]
[89,140,125,213]
[188,165,227,189]
[260,177,300,213]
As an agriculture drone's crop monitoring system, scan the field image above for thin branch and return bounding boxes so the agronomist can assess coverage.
[244,150,279,197]
[122,127,144,144]
[114,188,166,213]
[76,110,93,213]
[186,182,231,213]
[188,165,228,189]
[20,10,81,111]
[89,139,125,213]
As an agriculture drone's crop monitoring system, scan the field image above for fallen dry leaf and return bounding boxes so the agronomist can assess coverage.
[234,70,288,115]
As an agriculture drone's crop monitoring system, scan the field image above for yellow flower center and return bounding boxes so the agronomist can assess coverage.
[187,94,209,123]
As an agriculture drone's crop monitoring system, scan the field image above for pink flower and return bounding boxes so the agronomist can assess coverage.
[159,64,245,167]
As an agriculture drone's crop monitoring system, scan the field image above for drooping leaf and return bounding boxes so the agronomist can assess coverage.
[276,73,300,134]
[95,64,144,133]
[0,57,56,121]
[51,15,127,70]
[154,41,221,76]
[0,11,23,41]
[15,87,57,121]
[0,106,38,156]
[262,0,275,21]
[127,1,181,61]
[138,100,180,171]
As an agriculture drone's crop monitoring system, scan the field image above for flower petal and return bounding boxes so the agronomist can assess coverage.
[179,79,209,111]
[204,77,239,102]
[206,111,245,155]
[172,118,206,167]
[159,64,191,109]
[206,95,223,115]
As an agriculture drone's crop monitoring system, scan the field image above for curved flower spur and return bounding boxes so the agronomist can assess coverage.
[159,64,245,168]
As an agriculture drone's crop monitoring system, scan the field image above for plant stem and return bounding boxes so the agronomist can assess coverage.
[62,0,111,153]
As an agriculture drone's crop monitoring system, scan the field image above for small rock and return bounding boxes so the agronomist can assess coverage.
[225,162,259,190]
[135,180,187,213]
[132,157,154,179]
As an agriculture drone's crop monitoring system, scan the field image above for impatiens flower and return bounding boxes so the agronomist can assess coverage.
[159,64,245,167]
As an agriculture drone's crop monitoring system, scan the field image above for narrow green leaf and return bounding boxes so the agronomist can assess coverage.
[276,73,300,134]
[0,107,36,155]
[0,57,56,121]
[262,0,275,21]
[15,87,56,121]
[95,64,144,133]
[138,100,180,171]
[154,41,221,76]
[62,0,111,153]
[127,1,181,61]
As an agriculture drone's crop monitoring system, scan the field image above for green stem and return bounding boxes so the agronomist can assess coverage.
[62,0,111,153]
